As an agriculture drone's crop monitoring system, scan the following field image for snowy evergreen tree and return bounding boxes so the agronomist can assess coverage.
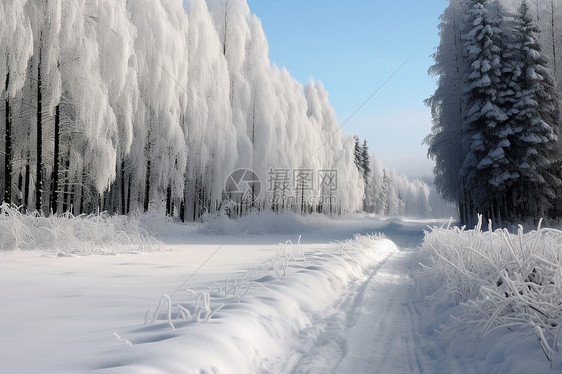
[460,0,514,223]
[361,140,371,184]
[505,1,561,217]
[428,0,562,224]
[353,135,363,173]
[425,0,467,219]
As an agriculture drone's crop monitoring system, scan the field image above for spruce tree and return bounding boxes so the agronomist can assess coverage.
[507,1,561,217]
[353,135,363,173]
[461,0,512,222]
[361,140,371,183]
[425,0,467,218]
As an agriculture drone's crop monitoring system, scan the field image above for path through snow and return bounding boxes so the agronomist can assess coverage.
[1,216,456,373]
[274,245,434,373]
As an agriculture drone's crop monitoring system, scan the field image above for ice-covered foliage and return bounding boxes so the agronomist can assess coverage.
[363,155,433,217]
[425,0,466,207]
[426,0,562,225]
[0,0,367,220]
[421,215,562,365]
[503,2,562,217]
[0,203,161,254]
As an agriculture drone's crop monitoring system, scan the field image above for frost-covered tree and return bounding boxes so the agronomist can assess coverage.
[502,0,562,97]
[425,0,467,219]
[0,0,368,219]
[461,0,514,223]
[353,135,363,172]
[362,154,433,217]
[0,0,33,205]
[126,0,189,214]
[361,140,371,183]
[183,0,236,220]
[92,0,138,215]
[370,156,386,215]
[428,0,562,224]
[505,1,561,217]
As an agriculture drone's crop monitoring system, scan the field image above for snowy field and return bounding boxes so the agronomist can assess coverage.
[1,212,561,373]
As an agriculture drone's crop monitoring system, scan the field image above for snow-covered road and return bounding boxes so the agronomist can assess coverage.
[277,249,431,374]
[0,215,447,373]
[333,250,425,374]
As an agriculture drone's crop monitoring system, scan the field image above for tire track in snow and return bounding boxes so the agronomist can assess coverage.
[281,256,391,373]
[280,249,436,374]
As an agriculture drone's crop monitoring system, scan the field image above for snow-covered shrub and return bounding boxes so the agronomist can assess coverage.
[0,203,162,255]
[421,215,562,365]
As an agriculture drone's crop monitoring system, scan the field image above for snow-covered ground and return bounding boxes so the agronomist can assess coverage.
[1,213,559,373]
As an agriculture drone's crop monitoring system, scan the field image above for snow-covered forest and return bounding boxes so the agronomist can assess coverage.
[6,2,562,372]
[0,0,437,220]
[426,0,562,225]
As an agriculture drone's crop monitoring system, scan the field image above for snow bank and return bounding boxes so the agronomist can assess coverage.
[0,204,161,255]
[420,215,562,368]
[103,234,397,373]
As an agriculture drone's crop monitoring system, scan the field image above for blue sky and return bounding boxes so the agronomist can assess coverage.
[246,0,448,178]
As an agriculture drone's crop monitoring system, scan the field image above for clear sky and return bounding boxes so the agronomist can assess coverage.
[246,0,448,179]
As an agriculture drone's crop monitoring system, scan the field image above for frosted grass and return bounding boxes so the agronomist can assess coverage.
[0,203,162,255]
[421,215,562,365]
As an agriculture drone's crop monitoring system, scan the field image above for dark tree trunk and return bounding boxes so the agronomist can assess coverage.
[79,172,85,214]
[300,183,304,214]
[62,146,71,213]
[180,198,185,222]
[17,172,22,206]
[126,176,131,214]
[24,152,30,211]
[193,175,198,222]
[4,71,11,205]
[120,158,126,215]
[51,104,60,214]
[144,158,151,212]
[166,184,172,216]
[36,45,43,213]
[143,126,151,212]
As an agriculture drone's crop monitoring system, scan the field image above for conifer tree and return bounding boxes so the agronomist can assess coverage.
[507,1,561,217]
[361,140,371,184]
[353,135,363,173]
[461,0,512,222]
[425,0,467,219]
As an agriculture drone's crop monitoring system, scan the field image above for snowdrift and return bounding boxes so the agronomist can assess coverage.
[421,215,562,367]
[101,235,398,373]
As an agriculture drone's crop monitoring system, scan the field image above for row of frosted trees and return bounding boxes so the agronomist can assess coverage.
[352,139,433,218]
[426,0,562,225]
[0,0,369,220]
[362,155,446,218]
[352,137,441,218]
